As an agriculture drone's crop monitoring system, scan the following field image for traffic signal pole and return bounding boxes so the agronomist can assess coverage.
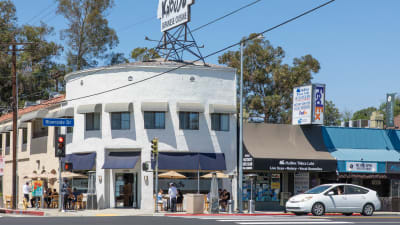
[152,138,159,212]
[58,157,62,211]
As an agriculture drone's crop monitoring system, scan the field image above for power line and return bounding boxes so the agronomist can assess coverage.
[118,16,157,33]
[31,0,335,107]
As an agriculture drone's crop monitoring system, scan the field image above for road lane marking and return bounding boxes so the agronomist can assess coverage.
[217,219,330,222]
[237,222,353,225]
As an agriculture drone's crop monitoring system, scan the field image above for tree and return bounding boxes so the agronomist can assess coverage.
[0,1,63,114]
[341,110,353,122]
[218,33,320,123]
[56,0,118,71]
[351,107,377,120]
[131,47,160,62]
[324,100,341,126]
[107,52,129,66]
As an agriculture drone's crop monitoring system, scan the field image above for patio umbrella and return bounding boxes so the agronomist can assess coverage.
[158,170,187,179]
[201,171,229,179]
[61,171,88,178]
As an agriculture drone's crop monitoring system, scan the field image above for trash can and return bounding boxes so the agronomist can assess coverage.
[186,194,204,214]
[248,200,255,213]
[228,200,234,214]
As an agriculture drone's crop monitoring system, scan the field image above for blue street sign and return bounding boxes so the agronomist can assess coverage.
[42,118,74,127]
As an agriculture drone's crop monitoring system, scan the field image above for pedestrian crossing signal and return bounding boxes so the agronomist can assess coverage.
[64,162,73,171]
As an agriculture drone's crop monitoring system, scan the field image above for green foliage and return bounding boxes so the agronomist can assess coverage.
[340,110,353,122]
[379,97,400,125]
[351,107,377,120]
[218,33,320,123]
[324,100,341,126]
[131,47,160,62]
[0,1,64,114]
[107,52,129,66]
[56,0,118,71]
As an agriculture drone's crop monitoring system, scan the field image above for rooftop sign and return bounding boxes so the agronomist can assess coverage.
[157,0,194,32]
[292,84,325,125]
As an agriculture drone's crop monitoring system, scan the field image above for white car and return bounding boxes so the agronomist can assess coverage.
[286,183,381,216]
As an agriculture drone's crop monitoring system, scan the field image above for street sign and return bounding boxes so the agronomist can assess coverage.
[42,118,74,127]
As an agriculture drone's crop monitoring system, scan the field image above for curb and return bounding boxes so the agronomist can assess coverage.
[0,208,45,216]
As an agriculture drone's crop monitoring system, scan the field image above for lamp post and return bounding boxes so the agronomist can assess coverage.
[238,35,263,213]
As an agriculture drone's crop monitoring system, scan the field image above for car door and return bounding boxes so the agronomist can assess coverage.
[344,185,368,212]
[326,185,348,212]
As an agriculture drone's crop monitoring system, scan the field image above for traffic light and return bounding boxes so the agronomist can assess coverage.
[151,138,158,156]
[64,162,73,171]
[55,135,66,157]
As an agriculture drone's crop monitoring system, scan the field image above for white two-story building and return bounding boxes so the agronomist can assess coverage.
[64,60,237,210]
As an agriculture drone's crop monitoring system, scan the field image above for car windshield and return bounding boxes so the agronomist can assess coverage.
[304,185,332,194]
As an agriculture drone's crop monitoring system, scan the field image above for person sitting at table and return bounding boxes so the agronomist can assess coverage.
[220,189,231,211]
[44,188,52,208]
[67,187,76,209]
[157,189,163,203]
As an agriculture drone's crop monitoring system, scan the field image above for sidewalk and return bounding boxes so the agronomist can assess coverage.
[1,208,400,217]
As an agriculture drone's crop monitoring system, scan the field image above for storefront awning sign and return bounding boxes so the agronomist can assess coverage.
[345,161,377,173]
[250,158,337,172]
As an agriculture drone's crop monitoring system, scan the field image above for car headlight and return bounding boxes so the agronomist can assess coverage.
[299,196,313,202]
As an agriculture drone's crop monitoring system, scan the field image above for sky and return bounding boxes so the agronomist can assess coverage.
[11,0,400,115]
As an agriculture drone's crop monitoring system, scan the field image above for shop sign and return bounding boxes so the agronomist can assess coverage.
[294,172,309,195]
[386,162,400,174]
[292,84,325,125]
[256,158,336,172]
[243,153,253,170]
[346,161,377,173]
[157,0,194,32]
[0,156,4,176]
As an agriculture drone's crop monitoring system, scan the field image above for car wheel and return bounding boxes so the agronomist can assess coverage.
[311,203,325,216]
[294,212,306,216]
[343,213,353,216]
[362,204,374,216]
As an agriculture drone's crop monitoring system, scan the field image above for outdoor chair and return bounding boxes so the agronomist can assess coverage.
[5,195,13,209]
[204,195,209,211]
[51,195,59,208]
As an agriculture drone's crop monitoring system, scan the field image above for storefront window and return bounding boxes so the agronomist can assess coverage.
[243,173,280,202]
[115,173,138,208]
[157,172,223,194]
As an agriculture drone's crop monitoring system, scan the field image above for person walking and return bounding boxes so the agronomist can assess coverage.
[168,183,177,212]
[23,182,31,208]
[61,179,70,211]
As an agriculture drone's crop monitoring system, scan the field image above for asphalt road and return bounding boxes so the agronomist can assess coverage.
[1,215,400,225]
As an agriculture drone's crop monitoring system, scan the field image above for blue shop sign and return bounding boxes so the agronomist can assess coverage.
[386,162,400,174]
[337,161,386,173]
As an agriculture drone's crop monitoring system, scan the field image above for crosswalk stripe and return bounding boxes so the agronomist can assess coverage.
[237,222,353,225]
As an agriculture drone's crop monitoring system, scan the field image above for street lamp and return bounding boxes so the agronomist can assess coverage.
[238,34,263,213]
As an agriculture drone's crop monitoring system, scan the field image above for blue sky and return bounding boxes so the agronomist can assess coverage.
[12,0,400,114]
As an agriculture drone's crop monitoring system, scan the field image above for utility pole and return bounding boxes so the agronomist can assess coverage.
[1,41,33,209]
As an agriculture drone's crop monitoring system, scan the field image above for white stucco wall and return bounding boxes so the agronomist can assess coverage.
[64,63,237,210]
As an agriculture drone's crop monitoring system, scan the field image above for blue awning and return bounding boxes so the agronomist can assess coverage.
[62,152,96,170]
[153,152,226,171]
[102,152,140,169]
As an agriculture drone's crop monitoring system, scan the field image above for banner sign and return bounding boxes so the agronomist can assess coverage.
[292,85,313,125]
[386,162,400,174]
[292,84,325,125]
[346,161,377,173]
[252,158,337,172]
[312,84,325,125]
[386,93,396,127]
[32,180,43,197]
[0,156,4,176]
[157,0,194,32]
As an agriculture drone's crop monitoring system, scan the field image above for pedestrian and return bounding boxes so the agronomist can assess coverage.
[168,183,177,212]
[61,179,70,211]
[22,182,31,208]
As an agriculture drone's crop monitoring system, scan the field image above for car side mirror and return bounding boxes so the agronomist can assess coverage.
[327,191,334,196]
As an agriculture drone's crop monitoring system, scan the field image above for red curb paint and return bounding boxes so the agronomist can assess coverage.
[165,213,362,217]
[0,208,44,216]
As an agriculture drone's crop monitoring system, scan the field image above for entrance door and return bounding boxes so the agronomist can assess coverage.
[115,173,138,208]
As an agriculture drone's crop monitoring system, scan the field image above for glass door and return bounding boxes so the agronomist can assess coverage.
[115,173,137,208]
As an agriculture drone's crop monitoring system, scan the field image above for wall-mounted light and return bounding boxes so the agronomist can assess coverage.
[98,175,102,184]
[80,80,84,86]
[144,175,148,182]
[128,76,133,81]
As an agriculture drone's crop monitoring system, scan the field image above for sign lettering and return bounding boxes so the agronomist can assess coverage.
[158,0,193,32]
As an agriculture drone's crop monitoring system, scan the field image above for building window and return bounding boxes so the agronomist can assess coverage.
[67,127,73,134]
[5,132,10,155]
[111,112,130,130]
[211,113,230,131]
[22,128,28,144]
[144,112,165,129]
[86,113,101,131]
[179,112,199,130]
[32,119,48,138]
